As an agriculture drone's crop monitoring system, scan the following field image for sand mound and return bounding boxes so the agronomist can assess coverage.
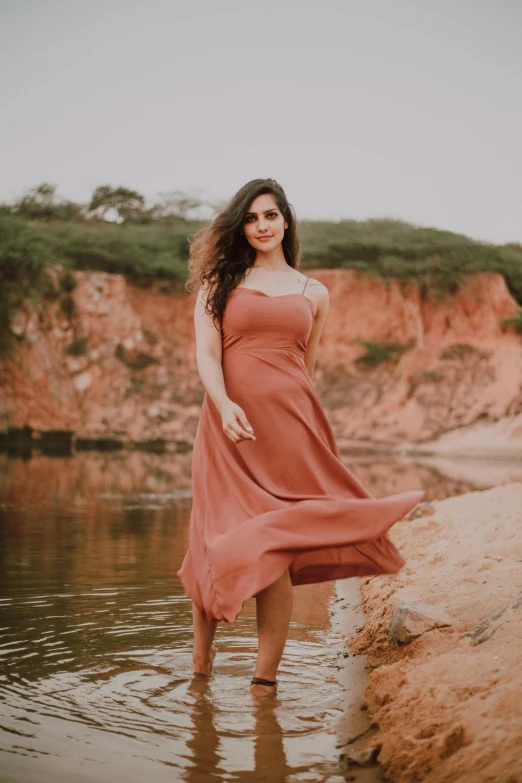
[347,483,522,783]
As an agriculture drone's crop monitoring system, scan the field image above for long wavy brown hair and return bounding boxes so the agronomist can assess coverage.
[185,178,301,328]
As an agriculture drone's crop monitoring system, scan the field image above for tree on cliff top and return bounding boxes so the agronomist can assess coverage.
[11,183,85,222]
[88,185,146,223]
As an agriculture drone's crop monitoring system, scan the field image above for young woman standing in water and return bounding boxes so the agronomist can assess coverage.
[177,178,425,698]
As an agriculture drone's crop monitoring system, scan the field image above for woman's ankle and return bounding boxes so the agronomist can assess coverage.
[253,669,278,682]
[192,644,216,673]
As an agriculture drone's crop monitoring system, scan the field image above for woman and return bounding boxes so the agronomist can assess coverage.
[177,178,425,698]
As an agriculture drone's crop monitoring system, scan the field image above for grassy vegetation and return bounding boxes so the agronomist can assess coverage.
[299,218,522,305]
[407,369,445,398]
[114,343,159,370]
[354,339,415,369]
[65,337,88,356]
[0,215,55,355]
[500,311,522,335]
[30,218,194,282]
[440,343,481,360]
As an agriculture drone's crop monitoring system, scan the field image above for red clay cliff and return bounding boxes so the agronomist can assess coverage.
[1,268,521,447]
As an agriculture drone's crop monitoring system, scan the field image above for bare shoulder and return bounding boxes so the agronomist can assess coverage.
[305,277,329,296]
[194,280,221,334]
[304,277,329,308]
[197,278,214,298]
[196,279,218,309]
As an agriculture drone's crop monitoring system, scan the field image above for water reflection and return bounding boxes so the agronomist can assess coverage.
[0,450,516,782]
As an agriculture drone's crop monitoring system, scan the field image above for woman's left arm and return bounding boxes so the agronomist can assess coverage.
[304,281,329,381]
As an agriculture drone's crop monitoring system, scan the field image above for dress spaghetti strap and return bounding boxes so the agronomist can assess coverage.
[301,277,309,295]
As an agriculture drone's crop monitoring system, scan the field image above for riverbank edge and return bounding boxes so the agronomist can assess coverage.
[344,483,522,783]
[3,421,522,462]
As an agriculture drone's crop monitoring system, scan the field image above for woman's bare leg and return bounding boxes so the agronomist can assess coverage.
[192,601,218,675]
[251,569,293,695]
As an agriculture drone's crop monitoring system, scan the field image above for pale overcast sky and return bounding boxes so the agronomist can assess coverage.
[1,0,520,243]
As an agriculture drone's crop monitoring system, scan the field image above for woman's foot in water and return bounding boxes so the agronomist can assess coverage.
[192,644,217,676]
[249,676,278,698]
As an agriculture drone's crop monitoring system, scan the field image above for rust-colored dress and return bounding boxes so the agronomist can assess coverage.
[177,278,425,623]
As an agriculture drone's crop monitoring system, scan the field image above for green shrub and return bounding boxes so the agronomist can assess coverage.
[115,343,158,370]
[440,343,478,360]
[0,215,53,355]
[408,369,445,398]
[500,311,522,335]
[355,339,414,369]
[60,270,77,292]
[32,219,192,281]
[66,337,87,356]
[60,295,76,319]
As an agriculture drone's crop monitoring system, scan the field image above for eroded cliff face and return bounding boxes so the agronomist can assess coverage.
[315,270,522,443]
[1,267,521,446]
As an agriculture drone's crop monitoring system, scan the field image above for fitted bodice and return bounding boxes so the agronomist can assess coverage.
[221,288,315,359]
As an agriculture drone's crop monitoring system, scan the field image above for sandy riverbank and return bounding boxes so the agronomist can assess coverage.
[347,482,522,783]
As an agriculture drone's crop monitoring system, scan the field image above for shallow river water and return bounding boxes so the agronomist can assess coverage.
[0,451,513,782]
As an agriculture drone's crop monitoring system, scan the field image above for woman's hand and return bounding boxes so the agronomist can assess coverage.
[219,400,256,444]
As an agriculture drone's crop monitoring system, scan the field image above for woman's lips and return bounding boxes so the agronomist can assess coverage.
[258,236,272,241]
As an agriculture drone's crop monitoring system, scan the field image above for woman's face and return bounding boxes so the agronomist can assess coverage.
[242,193,288,251]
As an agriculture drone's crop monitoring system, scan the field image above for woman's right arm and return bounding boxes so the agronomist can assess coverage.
[193,284,229,414]
[193,284,255,443]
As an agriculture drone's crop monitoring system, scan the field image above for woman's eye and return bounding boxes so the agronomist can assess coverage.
[244,212,277,223]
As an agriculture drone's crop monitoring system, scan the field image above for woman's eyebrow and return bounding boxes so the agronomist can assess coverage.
[244,208,278,216]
